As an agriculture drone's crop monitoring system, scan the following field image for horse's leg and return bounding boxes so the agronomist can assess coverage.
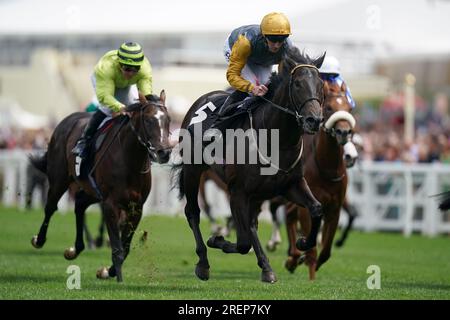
[335,200,357,248]
[284,206,302,273]
[199,175,219,235]
[296,207,318,280]
[285,178,322,251]
[101,200,124,282]
[83,222,95,249]
[64,191,94,260]
[184,166,210,281]
[118,203,143,266]
[207,192,251,254]
[95,213,106,248]
[316,208,340,272]
[247,200,277,283]
[266,201,282,252]
[32,177,69,248]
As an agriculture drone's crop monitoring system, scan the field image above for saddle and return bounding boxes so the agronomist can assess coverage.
[188,94,259,136]
[75,117,117,179]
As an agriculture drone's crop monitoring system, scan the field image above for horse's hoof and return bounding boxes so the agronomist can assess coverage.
[31,236,44,249]
[335,240,344,248]
[195,264,210,281]
[206,235,223,249]
[96,267,110,280]
[64,247,78,260]
[284,256,299,273]
[261,271,277,283]
[266,241,278,252]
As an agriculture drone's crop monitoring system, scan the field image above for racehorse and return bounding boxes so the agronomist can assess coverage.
[29,91,171,282]
[284,81,355,279]
[172,47,326,283]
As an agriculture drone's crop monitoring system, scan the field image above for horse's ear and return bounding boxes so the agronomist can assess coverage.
[314,51,326,69]
[160,90,166,105]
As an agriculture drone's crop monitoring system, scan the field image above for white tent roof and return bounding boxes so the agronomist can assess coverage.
[0,98,49,129]
[0,0,341,34]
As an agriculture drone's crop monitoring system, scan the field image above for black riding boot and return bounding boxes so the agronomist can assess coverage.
[72,110,107,159]
[218,90,249,117]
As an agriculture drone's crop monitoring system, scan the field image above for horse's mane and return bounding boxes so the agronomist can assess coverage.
[267,47,325,99]
[125,94,161,112]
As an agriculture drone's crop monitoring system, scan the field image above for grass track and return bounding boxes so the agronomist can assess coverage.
[0,206,449,300]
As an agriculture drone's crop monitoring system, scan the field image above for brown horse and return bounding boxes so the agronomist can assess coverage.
[172,48,326,283]
[29,91,171,282]
[284,81,356,280]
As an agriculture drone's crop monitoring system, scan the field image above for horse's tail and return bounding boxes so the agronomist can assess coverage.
[29,151,48,175]
[437,191,450,211]
[170,163,185,200]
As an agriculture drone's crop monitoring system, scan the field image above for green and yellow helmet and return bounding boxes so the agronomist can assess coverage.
[117,42,144,66]
[260,12,291,36]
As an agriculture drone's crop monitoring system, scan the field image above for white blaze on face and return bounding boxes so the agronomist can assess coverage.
[154,110,165,143]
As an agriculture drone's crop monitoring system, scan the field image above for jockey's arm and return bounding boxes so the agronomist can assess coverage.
[226,35,254,94]
[94,74,124,113]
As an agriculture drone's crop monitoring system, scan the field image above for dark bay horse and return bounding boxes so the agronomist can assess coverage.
[172,48,326,283]
[30,91,171,282]
[284,81,355,279]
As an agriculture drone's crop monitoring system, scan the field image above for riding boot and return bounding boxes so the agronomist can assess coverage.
[217,90,249,117]
[72,110,107,159]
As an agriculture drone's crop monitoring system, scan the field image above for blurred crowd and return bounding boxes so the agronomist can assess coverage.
[355,94,450,163]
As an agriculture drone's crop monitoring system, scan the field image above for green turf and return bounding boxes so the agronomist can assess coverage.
[0,205,449,300]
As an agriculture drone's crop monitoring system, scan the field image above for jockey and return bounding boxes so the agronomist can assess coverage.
[319,55,355,109]
[218,12,293,116]
[72,42,152,159]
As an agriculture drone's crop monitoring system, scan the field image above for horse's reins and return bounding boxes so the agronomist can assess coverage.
[259,64,323,126]
[246,64,321,174]
[248,110,303,174]
[89,115,129,177]
[90,102,164,177]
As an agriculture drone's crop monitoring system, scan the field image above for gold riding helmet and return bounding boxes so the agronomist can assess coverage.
[260,12,291,36]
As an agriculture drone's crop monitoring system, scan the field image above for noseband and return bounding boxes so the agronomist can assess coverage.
[322,93,356,137]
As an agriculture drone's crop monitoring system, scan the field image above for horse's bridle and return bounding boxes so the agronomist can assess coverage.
[260,64,323,126]
[322,92,355,138]
[129,101,166,161]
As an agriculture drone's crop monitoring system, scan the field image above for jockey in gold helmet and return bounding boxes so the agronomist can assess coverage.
[72,42,153,159]
[218,12,293,116]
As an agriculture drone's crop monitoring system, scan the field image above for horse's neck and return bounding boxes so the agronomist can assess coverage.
[315,129,344,172]
[260,99,302,149]
[120,125,148,166]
